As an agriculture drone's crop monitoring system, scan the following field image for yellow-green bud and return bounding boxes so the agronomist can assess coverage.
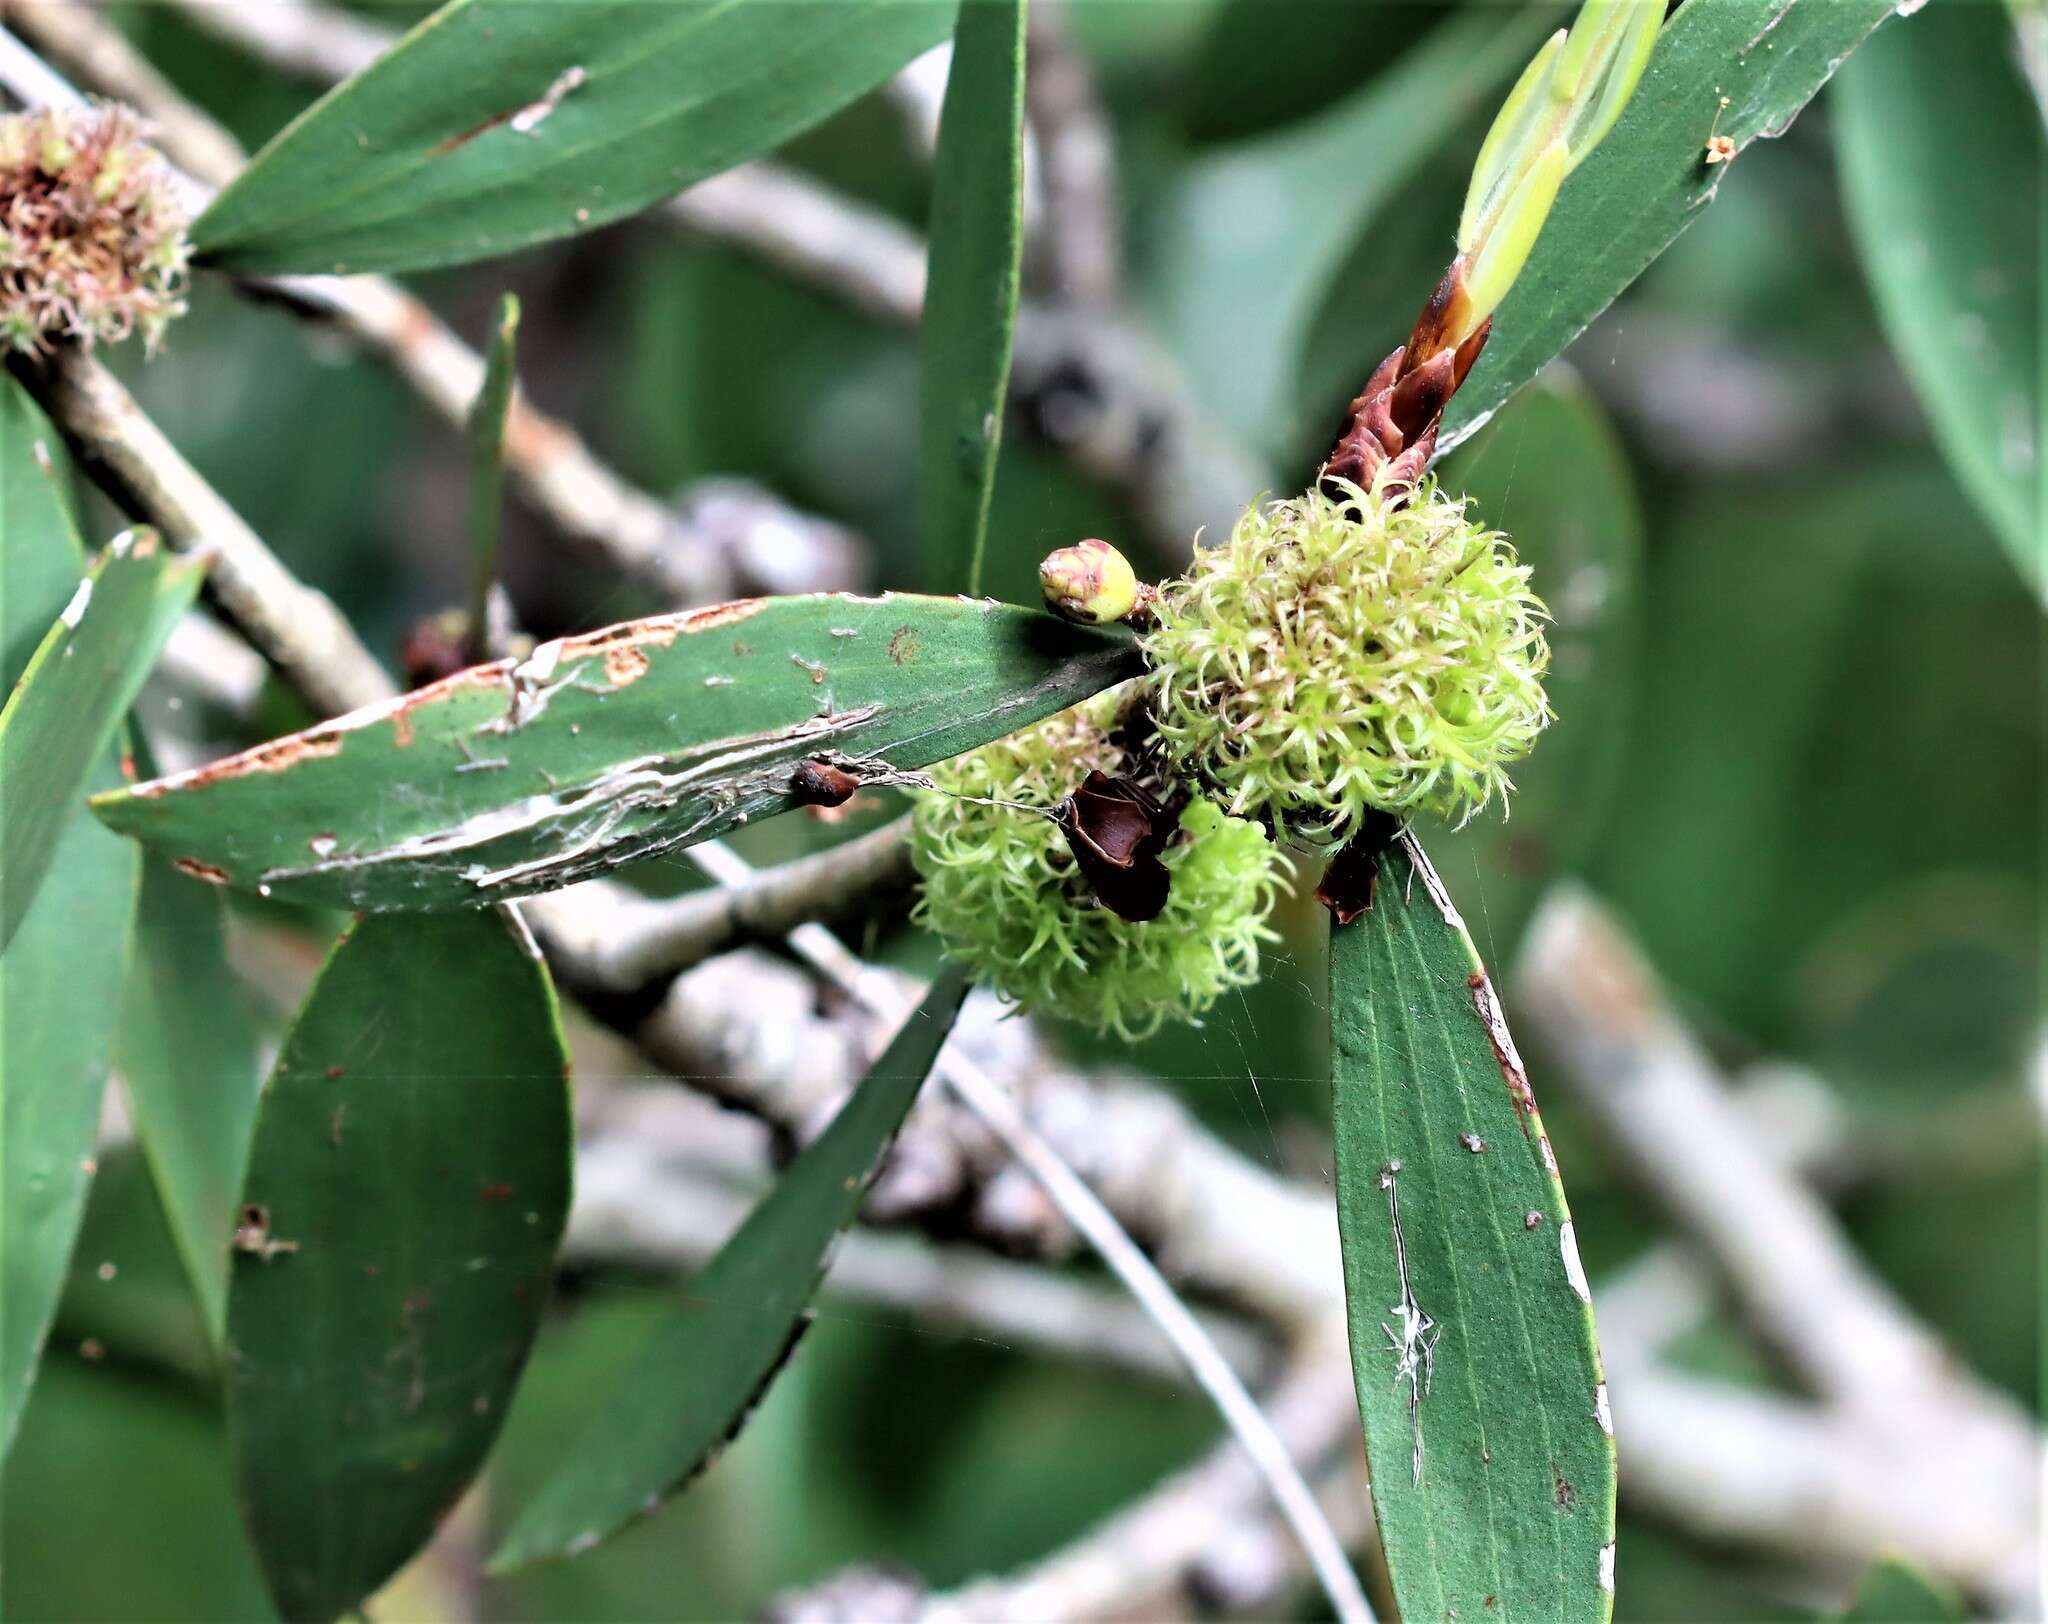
[1039,538,1139,625]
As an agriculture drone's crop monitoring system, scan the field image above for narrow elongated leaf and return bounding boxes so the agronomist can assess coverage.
[465,291,521,657]
[1433,374,1642,953]
[228,910,572,1623]
[1837,5,2042,600]
[920,0,1026,595]
[1153,7,1554,455]
[1441,0,1897,451]
[493,965,969,1570]
[0,378,80,678]
[0,528,208,953]
[1,381,138,1456]
[1834,1556,1964,1623]
[117,854,266,1344]
[92,595,1140,913]
[192,0,954,276]
[1331,835,1614,1623]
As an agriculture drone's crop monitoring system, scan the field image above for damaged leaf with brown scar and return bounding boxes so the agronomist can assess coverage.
[90,595,1140,913]
[1330,831,1613,1621]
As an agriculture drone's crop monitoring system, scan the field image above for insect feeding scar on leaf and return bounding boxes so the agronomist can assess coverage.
[1380,1159,1442,1487]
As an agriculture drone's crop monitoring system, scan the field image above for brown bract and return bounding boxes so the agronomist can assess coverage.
[1323,319,1492,498]
[1055,769,1173,922]
[1312,809,1404,925]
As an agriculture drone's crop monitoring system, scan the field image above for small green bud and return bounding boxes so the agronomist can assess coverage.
[1039,538,1140,625]
[1143,479,1552,840]
[910,690,1284,1039]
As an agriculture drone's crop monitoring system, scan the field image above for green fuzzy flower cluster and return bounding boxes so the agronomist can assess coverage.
[1,104,190,358]
[910,692,1284,1039]
[1143,478,1550,841]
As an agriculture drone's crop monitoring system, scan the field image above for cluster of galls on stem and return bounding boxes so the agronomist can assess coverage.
[912,451,1551,1036]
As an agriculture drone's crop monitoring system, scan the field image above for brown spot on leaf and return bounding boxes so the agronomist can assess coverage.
[172,858,229,884]
[1552,1463,1580,1511]
[430,108,517,156]
[480,1183,516,1201]
[326,1065,345,1080]
[1469,970,1538,1135]
[887,625,919,665]
[604,644,651,687]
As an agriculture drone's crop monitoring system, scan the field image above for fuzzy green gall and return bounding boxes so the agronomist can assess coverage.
[910,691,1283,1039]
[1144,478,1551,842]
[0,104,190,358]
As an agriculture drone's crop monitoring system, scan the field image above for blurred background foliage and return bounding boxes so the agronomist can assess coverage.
[3,2,2036,1620]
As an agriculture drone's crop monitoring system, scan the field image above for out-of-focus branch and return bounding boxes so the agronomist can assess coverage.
[14,347,397,714]
[147,0,1267,562]
[526,897,1346,1324]
[1516,887,2042,1613]
[660,162,926,326]
[915,1341,1367,1624]
[252,272,863,604]
[7,3,860,606]
[151,0,387,81]
[1023,0,1120,311]
[540,816,914,995]
[565,1131,1271,1386]
[681,837,1375,1624]
[1516,888,2022,1422]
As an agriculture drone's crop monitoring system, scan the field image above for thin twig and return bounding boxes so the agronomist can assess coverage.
[150,0,387,82]
[14,346,397,715]
[565,1130,1272,1386]
[686,838,1375,1624]
[5,5,860,606]
[1023,0,1122,310]
[541,816,915,994]
[140,0,1268,563]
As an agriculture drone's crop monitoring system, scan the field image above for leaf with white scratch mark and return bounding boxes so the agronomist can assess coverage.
[1330,833,1614,1622]
[91,594,1141,912]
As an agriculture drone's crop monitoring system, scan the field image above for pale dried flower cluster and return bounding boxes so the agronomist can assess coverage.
[1,103,189,358]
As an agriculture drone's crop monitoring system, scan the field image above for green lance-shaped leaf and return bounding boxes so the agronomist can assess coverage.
[1837,4,2043,602]
[1833,1555,1965,1623]
[0,527,208,953]
[191,0,955,277]
[919,0,1026,596]
[1153,6,1554,456]
[492,965,970,1570]
[117,853,267,1345]
[227,909,572,1623]
[0,378,82,678]
[0,379,140,1458]
[1431,374,1643,954]
[1330,834,1614,1624]
[465,291,520,661]
[91,595,1141,914]
[1442,0,1899,452]
[1456,0,1661,335]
